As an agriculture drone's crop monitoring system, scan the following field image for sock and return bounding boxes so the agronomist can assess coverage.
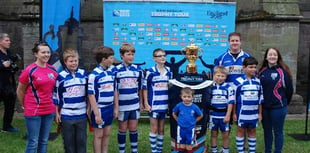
[222,147,230,153]
[211,146,217,153]
[156,135,164,153]
[236,136,244,153]
[248,137,256,153]
[118,131,126,153]
[149,133,157,153]
[130,130,138,153]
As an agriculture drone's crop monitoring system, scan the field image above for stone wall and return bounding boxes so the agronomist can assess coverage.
[237,20,299,86]
[296,0,310,102]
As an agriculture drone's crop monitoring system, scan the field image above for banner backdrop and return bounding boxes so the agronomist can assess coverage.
[42,0,81,71]
[103,1,236,73]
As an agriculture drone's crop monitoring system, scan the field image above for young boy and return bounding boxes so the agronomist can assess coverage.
[209,66,235,153]
[87,46,117,153]
[233,57,264,153]
[143,48,172,153]
[114,43,143,153]
[54,48,88,153]
[172,87,203,153]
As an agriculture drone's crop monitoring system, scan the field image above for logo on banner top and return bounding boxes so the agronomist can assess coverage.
[113,10,130,17]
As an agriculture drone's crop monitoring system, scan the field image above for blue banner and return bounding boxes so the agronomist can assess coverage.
[103,2,236,73]
[42,0,81,71]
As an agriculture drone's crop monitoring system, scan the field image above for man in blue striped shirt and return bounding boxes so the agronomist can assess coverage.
[115,44,143,153]
[214,32,251,85]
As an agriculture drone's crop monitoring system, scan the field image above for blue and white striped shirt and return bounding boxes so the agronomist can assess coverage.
[214,50,251,84]
[210,82,235,119]
[88,64,116,108]
[143,66,172,112]
[55,68,88,120]
[115,63,143,111]
[233,75,264,123]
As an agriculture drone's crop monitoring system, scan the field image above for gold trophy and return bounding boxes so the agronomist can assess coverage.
[183,42,202,74]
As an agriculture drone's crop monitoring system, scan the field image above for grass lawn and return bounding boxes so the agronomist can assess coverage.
[0,117,310,153]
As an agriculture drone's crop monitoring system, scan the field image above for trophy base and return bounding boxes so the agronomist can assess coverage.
[186,65,197,74]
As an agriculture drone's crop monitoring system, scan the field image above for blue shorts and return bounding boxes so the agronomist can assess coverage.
[209,117,230,132]
[148,111,166,119]
[238,120,258,128]
[118,110,140,121]
[177,126,195,145]
[91,104,113,128]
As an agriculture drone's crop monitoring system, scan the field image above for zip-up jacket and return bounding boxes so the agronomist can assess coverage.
[259,65,293,109]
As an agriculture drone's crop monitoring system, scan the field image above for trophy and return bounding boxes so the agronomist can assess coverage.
[183,42,202,74]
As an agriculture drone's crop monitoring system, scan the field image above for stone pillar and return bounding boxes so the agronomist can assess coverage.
[236,0,304,114]
[19,0,40,67]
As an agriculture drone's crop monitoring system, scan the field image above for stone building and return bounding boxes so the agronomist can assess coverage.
[0,0,309,113]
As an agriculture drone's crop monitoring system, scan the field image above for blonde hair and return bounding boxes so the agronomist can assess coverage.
[213,66,228,76]
[120,43,135,55]
[63,48,78,62]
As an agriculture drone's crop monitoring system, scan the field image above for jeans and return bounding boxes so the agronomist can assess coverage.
[262,107,287,153]
[24,113,55,153]
[0,85,16,129]
[61,118,87,153]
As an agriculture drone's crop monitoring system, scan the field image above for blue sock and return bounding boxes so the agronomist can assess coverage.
[248,137,256,153]
[211,146,217,153]
[236,137,244,153]
[130,130,138,153]
[118,131,126,153]
[149,133,157,153]
[156,135,164,153]
[222,147,230,153]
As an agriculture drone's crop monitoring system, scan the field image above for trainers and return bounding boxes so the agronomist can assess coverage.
[1,127,19,133]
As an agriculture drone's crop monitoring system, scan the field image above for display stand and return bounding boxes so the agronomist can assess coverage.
[168,73,212,152]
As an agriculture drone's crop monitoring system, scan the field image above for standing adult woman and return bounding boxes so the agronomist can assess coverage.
[16,42,58,153]
[258,47,294,153]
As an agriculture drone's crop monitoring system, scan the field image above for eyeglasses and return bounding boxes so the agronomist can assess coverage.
[154,55,166,58]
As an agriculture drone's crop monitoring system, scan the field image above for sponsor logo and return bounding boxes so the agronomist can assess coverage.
[113,10,130,17]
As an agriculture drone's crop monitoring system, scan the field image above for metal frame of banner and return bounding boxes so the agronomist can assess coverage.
[39,0,43,40]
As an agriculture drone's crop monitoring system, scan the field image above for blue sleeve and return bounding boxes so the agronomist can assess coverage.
[138,67,143,90]
[54,75,64,107]
[284,71,294,105]
[173,103,179,114]
[143,69,153,90]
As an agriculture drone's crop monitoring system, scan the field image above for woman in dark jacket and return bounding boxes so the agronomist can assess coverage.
[258,47,293,153]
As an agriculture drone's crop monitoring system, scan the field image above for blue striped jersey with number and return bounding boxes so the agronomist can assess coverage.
[115,63,143,111]
[54,68,88,120]
[88,65,116,108]
[233,75,264,123]
[143,66,172,112]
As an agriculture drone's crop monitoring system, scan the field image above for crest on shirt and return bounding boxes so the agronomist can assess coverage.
[48,73,55,80]
[271,73,278,80]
